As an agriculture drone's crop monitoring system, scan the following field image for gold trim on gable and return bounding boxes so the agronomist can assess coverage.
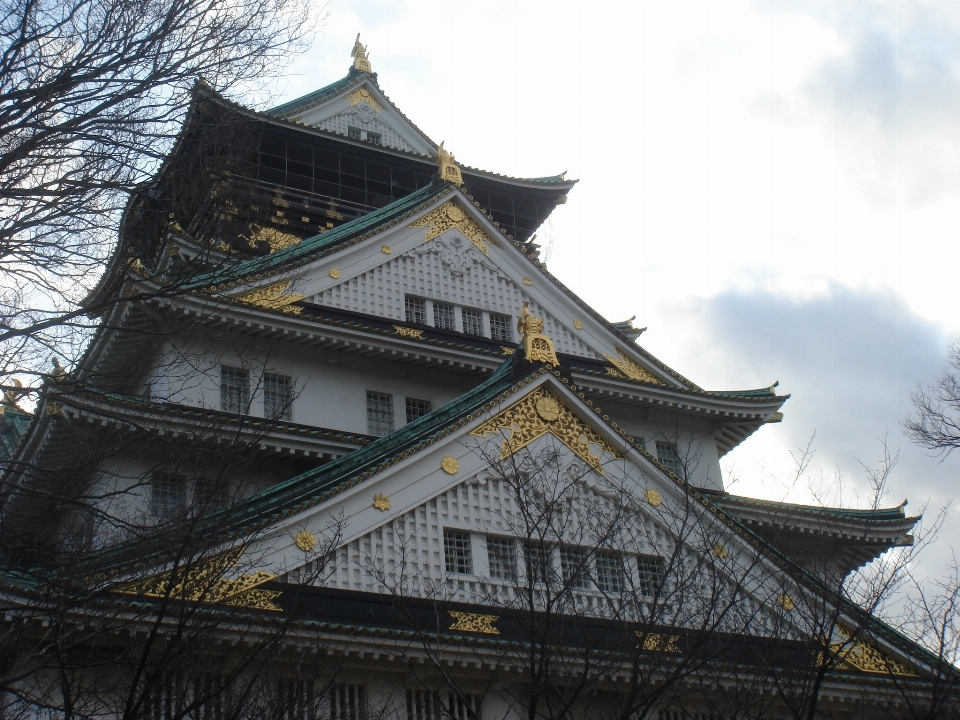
[348,87,381,113]
[236,280,305,314]
[603,347,661,384]
[822,626,918,677]
[469,387,621,475]
[411,201,499,256]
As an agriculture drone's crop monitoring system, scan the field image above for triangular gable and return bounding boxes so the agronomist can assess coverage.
[222,186,681,385]
[271,75,436,157]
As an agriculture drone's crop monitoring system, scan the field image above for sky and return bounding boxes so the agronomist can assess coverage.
[265,0,960,579]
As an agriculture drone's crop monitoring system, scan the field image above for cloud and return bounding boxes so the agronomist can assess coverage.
[653,283,958,577]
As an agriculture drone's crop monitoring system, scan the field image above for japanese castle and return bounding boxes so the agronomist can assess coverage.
[0,37,947,720]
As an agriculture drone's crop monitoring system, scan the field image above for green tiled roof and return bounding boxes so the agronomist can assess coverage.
[186,181,451,290]
[0,406,32,462]
[267,71,368,116]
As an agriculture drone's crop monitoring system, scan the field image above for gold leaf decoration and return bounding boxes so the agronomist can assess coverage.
[241,225,302,252]
[824,626,918,677]
[294,531,317,552]
[411,201,498,256]
[348,87,381,112]
[236,280,305,315]
[373,493,392,511]
[602,348,661,384]
[470,387,621,476]
[441,456,460,474]
[778,593,795,611]
[636,632,681,653]
[449,611,500,634]
[120,547,281,611]
[393,325,425,339]
[645,489,662,506]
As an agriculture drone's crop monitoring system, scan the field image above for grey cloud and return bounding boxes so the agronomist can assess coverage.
[666,284,957,576]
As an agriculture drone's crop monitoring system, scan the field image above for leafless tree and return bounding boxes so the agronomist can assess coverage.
[905,339,960,458]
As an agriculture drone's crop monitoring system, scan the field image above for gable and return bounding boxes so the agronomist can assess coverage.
[282,79,436,157]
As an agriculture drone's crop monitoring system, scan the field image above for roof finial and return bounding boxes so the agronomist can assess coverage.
[436,141,464,187]
[517,303,559,367]
[351,34,372,73]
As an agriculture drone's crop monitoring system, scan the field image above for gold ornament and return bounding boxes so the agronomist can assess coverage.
[348,87,381,113]
[381,244,392,254]
[602,348,661,384]
[605,367,626,380]
[712,543,728,559]
[821,625,918,677]
[329,268,341,279]
[778,593,795,611]
[411,200,497,256]
[435,141,464,186]
[240,225,301,252]
[2,378,24,408]
[645,489,662,506]
[522,277,533,286]
[517,303,559,367]
[636,632,681,653]
[351,34,372,73]
[573,319,583,330]
[470,387,620,476]
[449,611,500,634]
[501,347,516,356]
[373,493,392,511]
[393,325,425,339]
[294,530,317,552]
[236,280,305,314]
[441,456,460,474]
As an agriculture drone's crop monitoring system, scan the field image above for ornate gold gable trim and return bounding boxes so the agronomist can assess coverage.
[821,626,918,677]
[603,347,661,384]
[449,611,500,634]
[236,280,305,314]
[470,387,621,475]
[348,88,381,113]
[120,547,282,611]
[411,201,498,256]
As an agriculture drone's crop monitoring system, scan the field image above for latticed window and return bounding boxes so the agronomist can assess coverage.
[194,480,229,512]
[366,391,394,436]
[264,372,292,421]
[330,683,367,720]
[405,296,426,324]
[433,302,455,330]
[348,126,362,140]
[405,397,431,424]
[220,365,249,414]
[637,555,666,596]
[406,691,480,720]
[595,551,624,593]
[365,131,382,146]
[524,542,553,585]
[656,441,684,477]
[151,474,185,516]
[489,313,512,343]
[560,547,588,589]
[462,308,483,336]
[486,536,517,580]
[444,530,472,575]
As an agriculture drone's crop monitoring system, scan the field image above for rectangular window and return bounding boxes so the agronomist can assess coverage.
[447,693,482,720]
[220,365,250,414]
[444,530,473,575]
[348,126,361,140]
[489,313,512,343]
[194,480,229,512]
[405,296,426,325]
[406,691,480,720]
[433,302,456,331]
[462,308,484,336]
[366,391,394,436]
[637,555,666,596]
[486,536,517,580]
[655,441,684,477]
[559,547,588,589]
[151,474,185,516]
[365,131,382,146]
[595,551,624,593]
[263,372,292,421]
[330,684,367,720]
[405,397,431,424]
[524,542,553,585]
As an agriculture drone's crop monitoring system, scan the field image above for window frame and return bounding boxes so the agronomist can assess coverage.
[366,390,395,436]
[263,371,293,421]
[443,529,473,576]
[220,365,250,415]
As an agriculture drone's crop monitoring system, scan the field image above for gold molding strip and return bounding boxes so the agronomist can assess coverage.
[348,87,381,113]
[236,280,305,314]
[411,201,498,256]
[469,387,621,476]
[449,611,500,634]
[603,347,661,384]
[823,626,918,677]
[393,325,425,339]
[636,632,681,653]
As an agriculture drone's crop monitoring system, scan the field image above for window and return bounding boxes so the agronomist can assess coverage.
[637,555,666,596]
[487,536,517,580]
[348,126,362,140]
[264,372,292,421]
[194,480,229,512]
[366,391,394,436]
[406,691,480,720]
[330,684,367,720]
[595,551,624,593]
[444,530,472,575]
[656,441,684,477]
[462,308,484,336]
[560,547,588,589]
[405,296,426,324]
[220,365,250,414]
[433,302,455,331]
[365,131,382,146]
[489,313,512,343]
[405,397,431,424]
[151,474,185,516]
[524,542,553,585]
